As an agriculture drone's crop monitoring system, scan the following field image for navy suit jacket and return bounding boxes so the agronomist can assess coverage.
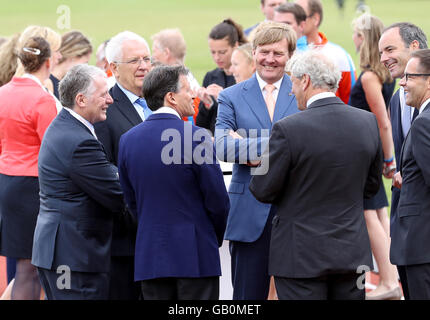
[389,89,404,236]
[94,84,141,256]
[118,113,229,281]
[215,73,299,242]
[32,109,124,273]
[391,102,430,266]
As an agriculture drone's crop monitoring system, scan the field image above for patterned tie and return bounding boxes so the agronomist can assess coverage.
[136,98,152,120]
[264,84,276,121]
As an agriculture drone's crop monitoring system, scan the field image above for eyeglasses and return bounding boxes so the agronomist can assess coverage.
[403,73,430,82]
[114,57,151,66]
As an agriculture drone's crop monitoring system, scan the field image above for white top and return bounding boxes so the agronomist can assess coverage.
[256,72,284,104]
[153,106,180,119]
[64,107,98,139]
[306,92,336,108]
[419,97,430,114]
[116,82,147,121]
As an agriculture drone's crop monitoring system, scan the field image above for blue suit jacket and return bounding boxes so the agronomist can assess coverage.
[215,74,299,242]
[118,113,229,281]
[389,90,403,234]
[32,109,124,273]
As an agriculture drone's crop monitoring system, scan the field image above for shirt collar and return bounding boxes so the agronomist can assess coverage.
[116,82,140,105]
[22,73,44,89]
[307,92,336,108]
[256,72,284,92]
[64,107,97,139]
[419,97,430,114]
[152,106,181,119]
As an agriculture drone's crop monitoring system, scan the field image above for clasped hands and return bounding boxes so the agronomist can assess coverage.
[228,130,260,167]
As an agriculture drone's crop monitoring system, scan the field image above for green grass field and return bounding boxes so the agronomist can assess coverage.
[1,0,428,212]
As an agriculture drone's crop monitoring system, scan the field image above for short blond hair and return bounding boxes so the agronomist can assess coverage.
[151,28,187,63]
[252,21,296,57]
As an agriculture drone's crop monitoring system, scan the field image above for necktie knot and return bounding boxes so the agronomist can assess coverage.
[265,84,276,94]
[136,98,152,120]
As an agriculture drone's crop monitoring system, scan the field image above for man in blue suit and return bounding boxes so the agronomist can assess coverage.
[32,65,125,299]
[379,22,427,300]
[215,22,299,300]
[118,65,229,300]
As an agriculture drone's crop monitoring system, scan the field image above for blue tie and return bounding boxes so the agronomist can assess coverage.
[136,98,152,120]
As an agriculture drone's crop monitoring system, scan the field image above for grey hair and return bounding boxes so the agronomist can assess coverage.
[384,22,428,49]
[287,50,341,91]
[105,31,150,63]
[59,64,106,109]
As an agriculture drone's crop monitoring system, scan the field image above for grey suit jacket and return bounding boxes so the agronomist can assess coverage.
[250,97,382,278]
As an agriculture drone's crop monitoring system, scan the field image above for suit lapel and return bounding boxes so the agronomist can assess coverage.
[242,75,271,128]
[273,75,295,123]
[111,84,142,127]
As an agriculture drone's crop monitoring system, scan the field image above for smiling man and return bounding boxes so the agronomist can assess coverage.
[390,49,430,300]
[32,65,125,300]
[94,30,152,300]
[215,21,298,300]
[378,22,427,300]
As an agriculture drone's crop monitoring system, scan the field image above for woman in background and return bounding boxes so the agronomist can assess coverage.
[196,18,247,135]
[229,43,255,84]
[49,30,93,98]
[350,14,401,300]
[0,35,59,300]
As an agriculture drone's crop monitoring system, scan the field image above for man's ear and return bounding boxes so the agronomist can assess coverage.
[110,62,119,78]
[164,91,175,106]
[302,74,311,91]
[410,39,420,51]
[75,92,86,108]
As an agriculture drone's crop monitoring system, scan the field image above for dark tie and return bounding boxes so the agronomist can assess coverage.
[136,98,152,120]
[412,108,419,122]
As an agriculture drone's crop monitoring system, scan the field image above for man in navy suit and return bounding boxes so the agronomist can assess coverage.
[392,49,430,299]
[215,22,299,300]
[118,65,229,300]
[379,22,427,299]
[32,65,124,299]
[94,31,152,300]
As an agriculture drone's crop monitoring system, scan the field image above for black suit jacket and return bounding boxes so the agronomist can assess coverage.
[391,102,430,266]
[32,109,124,273]
[195,68,235,134]
[94,84,141,256]
[250,97,382,278]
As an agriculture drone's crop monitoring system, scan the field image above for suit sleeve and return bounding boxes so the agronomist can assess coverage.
[117,135,138,219]
[364,116,383,199]
[411,117,430,186]
[194,130,229,247]
[94,120,115,164]
[249,121,291,203]
[215,90,269,164]
[70,138,124,213]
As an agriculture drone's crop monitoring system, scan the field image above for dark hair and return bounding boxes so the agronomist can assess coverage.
[275,3,307,24]
[142,65,189,111]
[17,36,51,73]
[209,18,247,46]
[308,0,323,27]
[411,49,430,73]
[384,22,428,49]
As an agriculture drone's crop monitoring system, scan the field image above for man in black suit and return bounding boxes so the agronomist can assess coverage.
[378,23,427,299]
[249,50,383,300]
[391,49,430,299]
[94,31,152,299]
[32,65,124,299]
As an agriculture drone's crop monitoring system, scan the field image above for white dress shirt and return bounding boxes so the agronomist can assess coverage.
[256,73,284,105]
[306,92,336,108]
[64,107,98,139]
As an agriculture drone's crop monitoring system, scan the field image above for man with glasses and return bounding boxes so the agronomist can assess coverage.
[94,31,152,300]
[295,0,356,104]
[378,22,427,300]
[391,49,430,299]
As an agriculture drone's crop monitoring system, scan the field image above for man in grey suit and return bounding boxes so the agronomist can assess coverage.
[32,65,124,299]
[391,49,430,299]
[249,50,383,300]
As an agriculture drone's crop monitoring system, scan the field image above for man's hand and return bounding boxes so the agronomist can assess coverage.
[206,84,223,100]
[393,171,402,189]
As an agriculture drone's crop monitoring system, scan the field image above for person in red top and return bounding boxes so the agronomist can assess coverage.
[0,35,60,300]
